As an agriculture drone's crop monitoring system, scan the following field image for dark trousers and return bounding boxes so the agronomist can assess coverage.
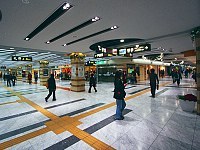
[176,79,180,86]
[7,80,11,87]
[12,80,16,86]
[46,89,56,100]
[28,79,32,84]
[150,84,156,97]
[88,84,97,92]
[116,99,126,119]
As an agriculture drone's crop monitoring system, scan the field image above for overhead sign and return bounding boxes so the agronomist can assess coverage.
[12,56,32,61]
[119,49,126,55]
[96,60,107,65]
[94,53,112,58]
[94,43,151,58]
[132,44,151,53]
[85,61,96,66]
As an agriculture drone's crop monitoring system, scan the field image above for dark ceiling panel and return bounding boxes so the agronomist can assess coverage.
[24,2,73,41]
[46,17,100,43]
[64,26,118,46]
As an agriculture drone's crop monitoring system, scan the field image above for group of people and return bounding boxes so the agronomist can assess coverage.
[113,68,159,120]
[3,73,17,87]
[27,72,39,84]
[171,70,182,86]
[43,68,160,121]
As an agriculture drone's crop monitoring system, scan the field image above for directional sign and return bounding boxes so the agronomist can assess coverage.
[12,56,32,61]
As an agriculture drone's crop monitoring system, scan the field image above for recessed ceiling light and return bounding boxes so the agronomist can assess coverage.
[25,38,29,41]
[63,3,71,10]
[19,51,28,53]
[63,44,67,46]
[46,41,50,44]
[120,39,124,42]
[111,25,118,30]
[10,48,14,49]
[92,16,100,22]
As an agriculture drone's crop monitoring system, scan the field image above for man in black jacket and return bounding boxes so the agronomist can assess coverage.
[149,69,159,98]
[113,71,126,120]
[88,73,97,93]
[45,74,56,102]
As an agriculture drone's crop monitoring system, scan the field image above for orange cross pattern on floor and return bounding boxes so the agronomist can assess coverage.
[0,82,170,149]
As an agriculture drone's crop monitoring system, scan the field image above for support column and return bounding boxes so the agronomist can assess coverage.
[39,61,50,86]
[139,65,145,81]
[17,67,22,81]
[70,52,85,92]
[192,27,200,114]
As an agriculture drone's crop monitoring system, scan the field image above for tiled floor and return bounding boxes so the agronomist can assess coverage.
[0,77,199,150]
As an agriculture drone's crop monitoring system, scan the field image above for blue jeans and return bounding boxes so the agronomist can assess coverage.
[116,99,126,119]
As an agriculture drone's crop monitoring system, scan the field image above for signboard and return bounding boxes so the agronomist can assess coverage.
[119,49,126,55]
[96,60,107,65]
[85,61,96,66]
[94,53,112,58]
[132,44,151,53]
[12,56,32,61]
[94,43,151,58]
[112,49,118,55]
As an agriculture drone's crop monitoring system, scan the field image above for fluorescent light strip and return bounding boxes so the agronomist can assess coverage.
[0,50,15,52]
[46,16,100,44]
[63,25,118,46]
[24,2,73,41]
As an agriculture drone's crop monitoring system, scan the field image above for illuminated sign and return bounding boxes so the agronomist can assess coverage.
[119,49,126,55]
[96,60,107,65]
[12,56,32,61]
[85,61,96,66]
[94,53,112,58]
[94,43,151,58]
[132,44,151,53]
[112,49,118,55]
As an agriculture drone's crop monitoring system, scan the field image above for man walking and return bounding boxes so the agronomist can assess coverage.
[45,74,56,102]
[149,69,159,98]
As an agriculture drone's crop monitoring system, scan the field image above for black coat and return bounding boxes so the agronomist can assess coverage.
[89,76,96,86]
[47,77,56,90]
[150,73,159,87]
[113,78,126,100]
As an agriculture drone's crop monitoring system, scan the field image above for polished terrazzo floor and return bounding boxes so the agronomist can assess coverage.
[0,77,199,150]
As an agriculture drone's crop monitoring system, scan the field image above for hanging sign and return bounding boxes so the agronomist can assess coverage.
[12,56,32,61]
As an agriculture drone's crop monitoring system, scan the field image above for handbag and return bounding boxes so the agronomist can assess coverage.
[45,82,49,89]
[156,84,159,90]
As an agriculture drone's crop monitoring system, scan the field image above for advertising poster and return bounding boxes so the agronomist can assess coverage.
[71,65,76,77]
[78,65,84,77]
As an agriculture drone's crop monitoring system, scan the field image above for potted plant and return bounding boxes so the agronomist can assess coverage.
[177,94,197,112]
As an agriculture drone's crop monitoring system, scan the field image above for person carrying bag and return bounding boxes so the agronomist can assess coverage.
[45,74,56,102]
